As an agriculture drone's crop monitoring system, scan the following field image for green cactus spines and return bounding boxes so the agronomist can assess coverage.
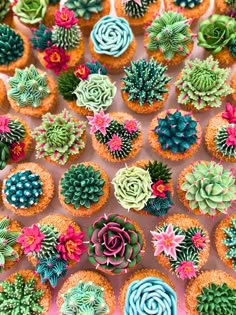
[52,24,80,50]
[222,218,236,270]
[0,142,10,170]
[57,71,81,101]
[124,0,149,18]
[215,125,236,157]
[35,224,59,259]
[169,248,199,273]
[30,24,53,51]
[145,160,172,184]
[0,0,10,22]
[65,0,104,20]
[0,120,25,145]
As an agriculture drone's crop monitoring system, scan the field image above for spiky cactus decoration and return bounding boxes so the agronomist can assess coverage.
[65,0,104,20]
[174,0,202,8]
[222,218,236,270]
[123,0,155,18]
[145,161,172,184]
[30,24,53,51]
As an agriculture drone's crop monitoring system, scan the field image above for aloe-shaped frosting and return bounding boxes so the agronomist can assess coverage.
[65,0,104,20]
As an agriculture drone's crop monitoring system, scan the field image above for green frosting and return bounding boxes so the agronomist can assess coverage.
[0,0,10,22]
[58,71,81,101]
[0,217,20,273]
[146,11,193,61]
[145,160,172,184]
[52,24,80,51]
[30,24,53,52]
[198,14,236,54]
[31,109,86,165]
[8,65,50,108]
[0,119,25,145]
[34,224,59,259]
[0,142,10,170]
[65,0,104,20]
[124,0,155,18]
[174,0,201,8]
[181,161,236,216]
[229,38,236,57]
[0,273,44,314]
[112,166,153,210]
[0,25,24,66]
[85,61,107,75]
[74,74,116,112]
[196,283,236,315]
[176,56,233,110]
[122,58,170,106]
[222,218,236,271]
[61,281,109,315]
[215,125,236,157]
[144,191,173,216]
[60,164,105,209]
[13,0,47,24]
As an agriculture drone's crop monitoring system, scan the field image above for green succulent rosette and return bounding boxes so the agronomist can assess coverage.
[13,0,48,24]
[0,0,10,22]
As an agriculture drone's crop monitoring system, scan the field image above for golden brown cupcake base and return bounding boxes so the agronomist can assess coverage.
[2,162,54,216]
[0,79,9,114]
[214,0,229,14]
[59,162,110,217]
[89,39,137,74]
[66,100,95,116]
[185,270,236,315]
[2,10,14,28]
[115,1,161,35]
[91,112,143,162]
[231,73,236,103]
[163,0,210,19]
[214,48,235,66]
[148,109,202,161]
[57,270,115,315]
[43,3,59,27]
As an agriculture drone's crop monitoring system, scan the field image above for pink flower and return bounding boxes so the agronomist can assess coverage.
[56,226,86,261]
[226,126,236,147]
[55,7,78,28]
[9,142,25,161]
[124,119,138,133]
[0,116,10,133]
[151,224,185,260]
[192,232,206,249]
[74,64,90,80]
[222,102,236,123]
[176,261,196,279]
[152,180,168,198]
[44,46,70,75]
[107,134,122,152]
[87,111,111,135]
[17,225,45,255]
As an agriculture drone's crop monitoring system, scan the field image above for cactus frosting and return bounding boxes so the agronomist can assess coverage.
[60,164,105,209]
[0,142,10,170]
[123,0,155,18]
[174,0,202,8]
[215,125,236,157]
[0,0,10,22]
[144,161,172,184]
[65,0,104,20]
[222,218,236,270]
[30,24,53,51]
[13,0,47,24]
[34,224,59,259]
[0,119,25,145]
[146,11,193,61]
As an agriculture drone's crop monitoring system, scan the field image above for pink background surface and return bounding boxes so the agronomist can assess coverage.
[0,0,235,314]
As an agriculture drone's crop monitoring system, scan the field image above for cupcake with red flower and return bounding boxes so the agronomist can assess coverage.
[0,114,32,170]
[17,214,86,288]
[31,7,84,75]
[150,214,210,280]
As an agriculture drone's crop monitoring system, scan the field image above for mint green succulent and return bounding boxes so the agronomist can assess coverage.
[65,0,104,20]
[13,0,48,24]
[0,0,10,22]
[181,161,236,216]
[52,24,80,51]
[34,224,59,259]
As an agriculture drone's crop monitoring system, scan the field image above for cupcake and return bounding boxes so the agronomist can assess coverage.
[12,0,60,27]
[231,73,236,103]
[0,114,32,170]
[59,162,110,217]
[2,162,54,216]
[89,16,136,74]
[205,102,236,163]
[112,160,174,217]
[164,0,210,20]
[115,0,161,35]
[0,79,9,114]
[0,215,22,273]
[150,214,210,280]
[87,213,146,275]
[215,0,236,17]
[65,0,111,35]
[121,58,171,114]
[119,269,177,315]
[57,270,115,314]
[31,7,84,75]
[0,0,14,27]
[17,214,86,288]
[148,109,201,161]
[215,214,236,271]
[31,109,87,165]
[177,160,236,216]
[185,270,236,315]
[88,111,143,162]
[175,56,233,112]
[0,25,31,76]
[7,65,57,118]
[58,61,116,116]
[144,11,194,66]
[0,270,51,314]
[198,15,236,66]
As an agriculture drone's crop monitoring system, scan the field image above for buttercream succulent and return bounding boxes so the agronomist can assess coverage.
[122,58,170,106]
[198,14,236,54]
[85,61,107,75]
[222,218,236,270]
[73,74,116,112]
[4,170,43,209]
[30,24,53,51]
[31,109,86,165]
[154,110,198,153]
[176,56,233,110]
[196,283,236,315]
[58,71,81,101]
[0,0,10,22]
[0,118,25,144]
[145,161,172,184]
[181,161,236,216]
[8,65,50,108]
[65,0,104,20]
[0,25,24,65]
[61,281,109,315]
[0,273,44,314]
[88,213,144,274]
[215,125,236,157]
[0,142,10,170]
[123,0,155,18]
[146,11,193,61]
[144,191,173,216]
[112,166,153,210]
[13,0,48,24]
[174,0,202,8]
[0,217,20,273]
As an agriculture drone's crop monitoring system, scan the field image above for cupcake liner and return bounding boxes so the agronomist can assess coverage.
[0,79,9,114]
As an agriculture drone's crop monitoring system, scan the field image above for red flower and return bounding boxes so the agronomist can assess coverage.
[74,64,90,80]
[222,102,236,123]
[55,7,78,28]
[44,46,70,75]
[10,142,25,161]
[152,180,168,197]
[192,232,206,249]
[226,126,236,147]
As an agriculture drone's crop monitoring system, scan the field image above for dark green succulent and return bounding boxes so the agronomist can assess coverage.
[145,160,172,184]
[0,0,10,22]
[222,218,236,271]
[57,71,81,101]
[85,61,107,75]
[229,38,236,57]
[0,142,10,170]
[174,0,201,8]
[65,0,104,20]
[0,120,25,145]
[30,24,53,52]
[144,191,173,216]
[124,0,155,18]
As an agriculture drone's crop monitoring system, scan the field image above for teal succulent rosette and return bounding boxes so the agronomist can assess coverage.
[13,0,48,24]
[65,0,104,20]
